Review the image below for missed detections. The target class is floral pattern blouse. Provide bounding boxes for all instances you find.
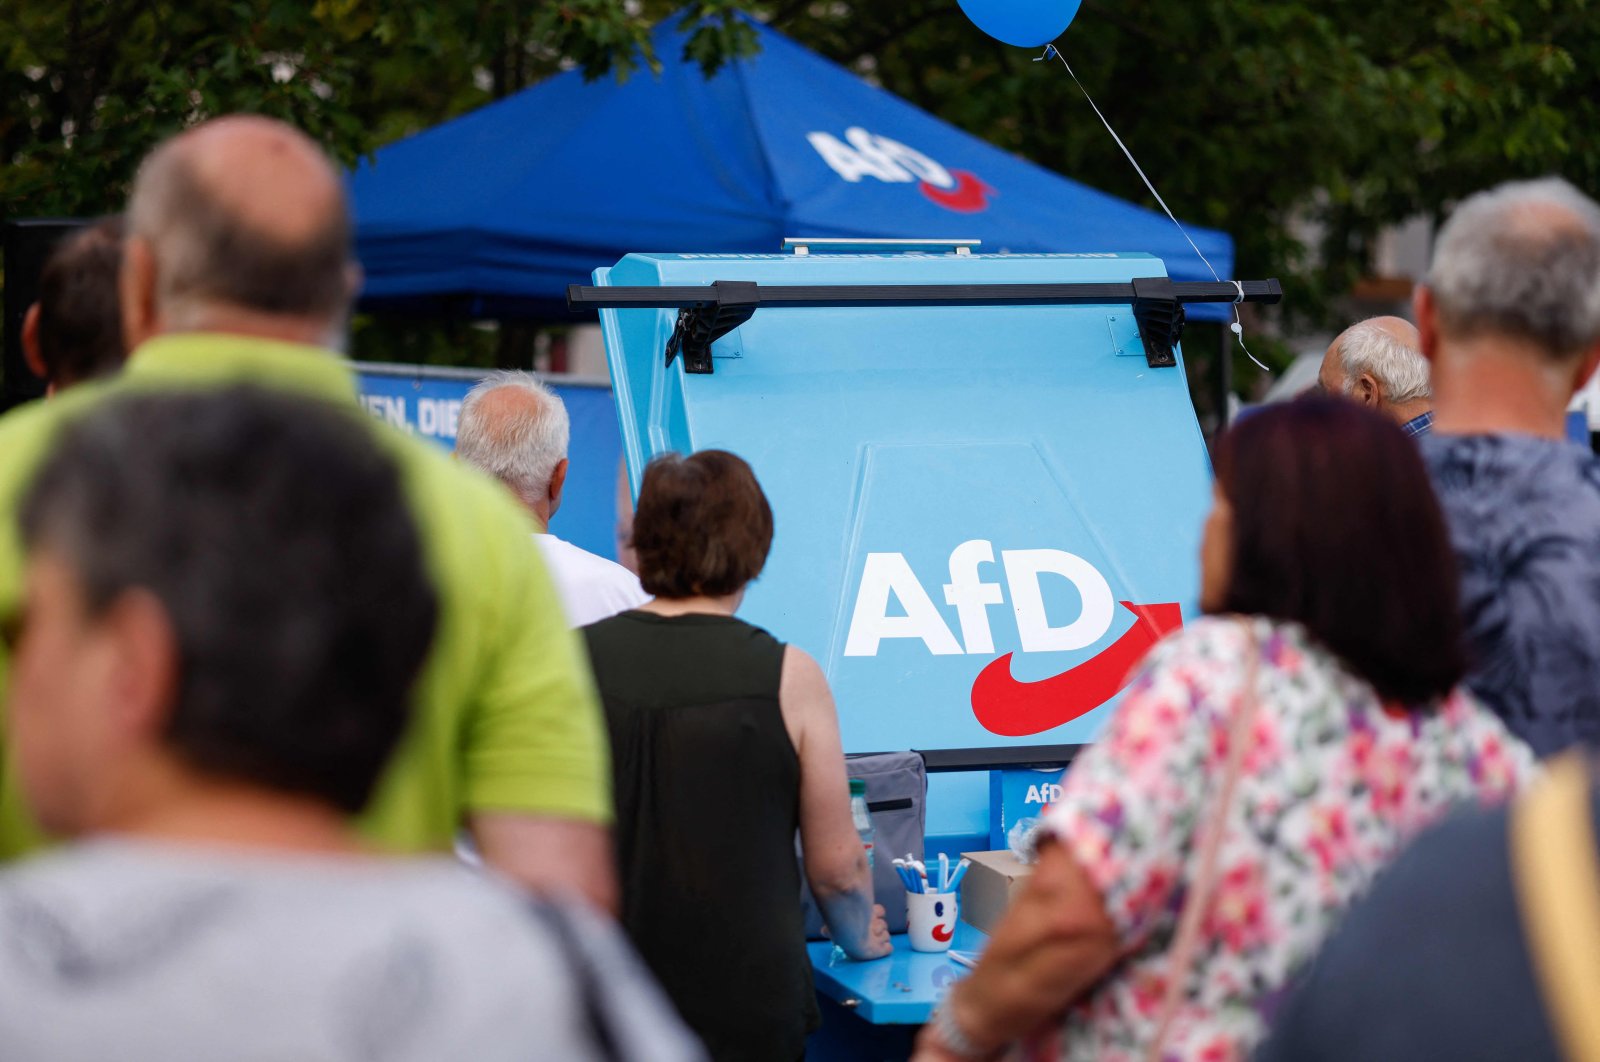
[1037,616,1536,1062]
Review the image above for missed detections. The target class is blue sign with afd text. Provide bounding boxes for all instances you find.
[594,249,1213,758]
[989,768,1068,851]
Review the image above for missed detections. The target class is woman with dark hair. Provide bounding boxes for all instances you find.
[914,398,1534,1062]
[584,450,891,1062]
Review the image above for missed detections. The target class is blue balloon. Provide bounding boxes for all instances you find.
[957,0,1083,47]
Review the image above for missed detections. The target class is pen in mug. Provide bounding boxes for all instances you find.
[892,860,923,894]
[946,858,972,894]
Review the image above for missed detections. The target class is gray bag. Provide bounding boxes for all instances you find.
[799,751,927,937]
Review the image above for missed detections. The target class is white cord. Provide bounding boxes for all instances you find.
[1040,45,1270,373]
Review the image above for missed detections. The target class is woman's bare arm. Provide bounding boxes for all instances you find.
[781,646,891,960]
[913,838,1119,1059]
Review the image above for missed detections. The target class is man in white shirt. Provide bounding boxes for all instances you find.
[456,371,649,627]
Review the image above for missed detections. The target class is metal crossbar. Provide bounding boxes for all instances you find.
[567,278,1281,311]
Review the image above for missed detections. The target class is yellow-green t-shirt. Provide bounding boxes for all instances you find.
[0,333,611,858]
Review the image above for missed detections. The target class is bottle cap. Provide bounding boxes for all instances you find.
[849,778,867,796]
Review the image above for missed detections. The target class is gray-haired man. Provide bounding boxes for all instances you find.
[1318,316,1433,435]
[1416,176,1600,757]
[456,372,647,627]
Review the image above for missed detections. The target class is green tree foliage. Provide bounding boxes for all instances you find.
[4,2,364,217]
[769,0,1595,330]
[2,0,1594,371]
[0,0,754,218]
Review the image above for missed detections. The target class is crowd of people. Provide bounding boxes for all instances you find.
[0,112,1596,1062]
[915,177,1600,1062]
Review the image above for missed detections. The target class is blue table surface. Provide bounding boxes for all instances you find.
[808,922,990,1024]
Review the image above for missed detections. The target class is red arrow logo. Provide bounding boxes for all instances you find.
[970,601,1183,737]
[920,170,994,213]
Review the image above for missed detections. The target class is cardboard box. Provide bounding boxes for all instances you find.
[959,850,1034,934]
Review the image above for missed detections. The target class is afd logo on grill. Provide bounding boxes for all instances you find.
[842,539,1181,737]
[844,540,1113,658]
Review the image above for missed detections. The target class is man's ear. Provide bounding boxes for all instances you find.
[21,303,48,382]
[1575,343,1600,393]
[120,237,160,353]
[1414,285,1440,365]
[548,458,569,518]
[344,261,364,304]
[1353,373,1383,407]
[102,589,181,742]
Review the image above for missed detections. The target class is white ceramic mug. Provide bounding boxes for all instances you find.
[906,890,958,953]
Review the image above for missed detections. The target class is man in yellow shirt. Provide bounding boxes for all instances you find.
[0,116,616,909]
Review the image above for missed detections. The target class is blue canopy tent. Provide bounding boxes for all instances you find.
[349,16,1235,320]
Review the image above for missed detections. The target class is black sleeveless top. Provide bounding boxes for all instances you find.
[582,611,816,1062]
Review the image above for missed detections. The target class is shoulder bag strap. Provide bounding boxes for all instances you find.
[1511,750,1600,1062]
[525,899,624,1062]
[1143,619,1262,1062]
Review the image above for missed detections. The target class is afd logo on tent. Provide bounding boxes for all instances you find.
[807,127,994,213]
[843,540,1181,737]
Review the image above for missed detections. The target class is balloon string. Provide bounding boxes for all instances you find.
[1037,44,1269,373]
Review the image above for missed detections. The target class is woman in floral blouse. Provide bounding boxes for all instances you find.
[915,397,1535,1062]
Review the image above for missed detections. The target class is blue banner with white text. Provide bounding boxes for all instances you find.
[354,365,626,563]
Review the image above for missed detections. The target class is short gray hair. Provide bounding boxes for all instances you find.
[1426,177,1600,361]
[1336,322,1431,403]
[455,371,570,504]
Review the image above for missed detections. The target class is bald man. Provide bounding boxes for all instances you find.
[118,117,355,350]
[1318,316,1434,435]
[456,371,647,627]
[0,116,618,911]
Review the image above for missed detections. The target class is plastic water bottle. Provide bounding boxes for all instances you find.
[849,778,875,868]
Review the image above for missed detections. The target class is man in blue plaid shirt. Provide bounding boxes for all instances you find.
[1317,316,1435,436]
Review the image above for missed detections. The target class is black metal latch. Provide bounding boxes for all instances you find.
[664,281,758,374]
[1130,276,1186,368]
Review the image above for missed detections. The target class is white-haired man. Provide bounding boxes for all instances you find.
[1415,177,1600,758]
[457,372,648,627]
[1318,316,1434,435]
